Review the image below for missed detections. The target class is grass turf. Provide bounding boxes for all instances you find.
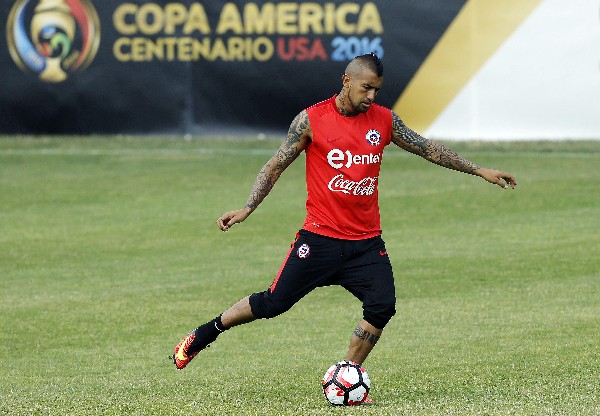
[0,137,598,415]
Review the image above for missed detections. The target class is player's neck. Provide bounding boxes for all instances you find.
[335,93,358,117]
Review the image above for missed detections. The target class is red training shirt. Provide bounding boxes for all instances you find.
[302,95,393,240]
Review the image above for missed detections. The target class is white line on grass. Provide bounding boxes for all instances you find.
[0,148,276,156]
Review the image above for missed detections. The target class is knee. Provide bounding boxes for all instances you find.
[249,291,293,319]
[363,297,396,329]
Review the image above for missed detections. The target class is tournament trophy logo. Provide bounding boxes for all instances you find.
[6,0,100,82]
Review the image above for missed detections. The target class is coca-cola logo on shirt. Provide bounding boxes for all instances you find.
[328,174,378,196]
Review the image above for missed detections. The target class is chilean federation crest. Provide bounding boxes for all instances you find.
[297,243,311,259]
[365,129,381,146]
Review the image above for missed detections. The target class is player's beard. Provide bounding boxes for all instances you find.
[348,92,371,114]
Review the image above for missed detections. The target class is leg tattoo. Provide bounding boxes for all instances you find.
[353,326,380,346]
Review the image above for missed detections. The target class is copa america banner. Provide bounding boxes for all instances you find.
[1,0,599,139]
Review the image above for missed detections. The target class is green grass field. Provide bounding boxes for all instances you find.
[1,137,598,415]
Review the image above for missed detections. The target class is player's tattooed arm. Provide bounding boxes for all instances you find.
[218,111,311,231]
[244,110,311,213]
[390,111,481,174]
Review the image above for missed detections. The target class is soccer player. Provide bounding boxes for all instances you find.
[173,54,516,375]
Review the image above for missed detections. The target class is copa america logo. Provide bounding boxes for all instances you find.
[6,0,100,82]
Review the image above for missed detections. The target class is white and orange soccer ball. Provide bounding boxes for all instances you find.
[321,360,371,406]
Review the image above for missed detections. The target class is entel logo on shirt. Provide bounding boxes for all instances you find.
[327,148,382,169]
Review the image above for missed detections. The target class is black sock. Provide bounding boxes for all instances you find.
[190,315,227,352]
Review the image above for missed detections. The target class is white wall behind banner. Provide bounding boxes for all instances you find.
[426,0,600,141]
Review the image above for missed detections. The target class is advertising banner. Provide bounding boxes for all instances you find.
[0,0,464,134]
[1,0,599,139]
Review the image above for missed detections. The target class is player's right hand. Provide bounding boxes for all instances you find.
[216,208,251,232]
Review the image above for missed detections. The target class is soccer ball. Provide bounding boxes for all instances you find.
[321,360,371,406]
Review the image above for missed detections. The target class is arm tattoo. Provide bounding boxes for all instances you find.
[353,326,380,346]
[391,112,480,174]
[244,111,310,212]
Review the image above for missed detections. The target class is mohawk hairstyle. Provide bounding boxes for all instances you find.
[346,52,383,77]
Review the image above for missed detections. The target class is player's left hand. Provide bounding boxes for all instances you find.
[475,168,517,189]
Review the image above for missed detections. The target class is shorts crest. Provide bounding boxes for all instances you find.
[297,243,311,259]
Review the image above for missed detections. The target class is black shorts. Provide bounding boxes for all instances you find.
[249,229,396,329]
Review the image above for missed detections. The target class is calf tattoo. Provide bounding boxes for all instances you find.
[353,326,380,345]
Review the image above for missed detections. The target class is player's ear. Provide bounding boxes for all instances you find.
[341,73,351,87]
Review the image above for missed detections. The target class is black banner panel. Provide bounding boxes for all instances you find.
[0,1,465,134]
